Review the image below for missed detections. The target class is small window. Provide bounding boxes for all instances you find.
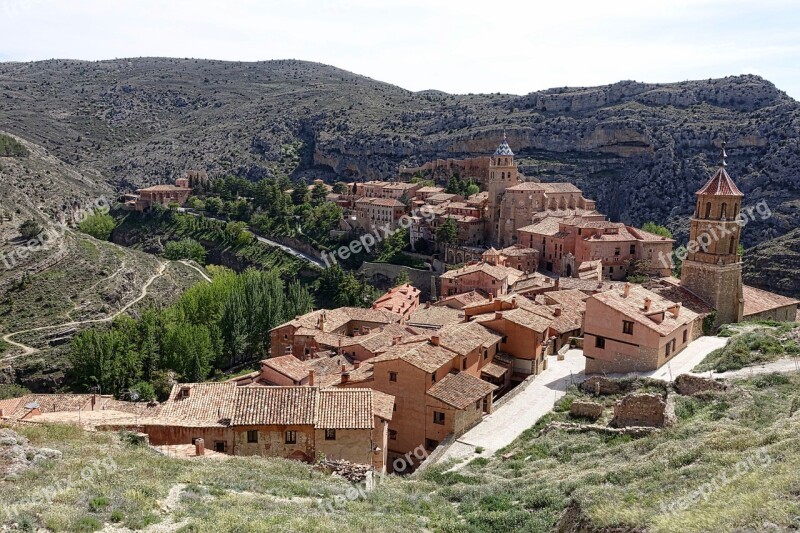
[622,321,634,335]
[425,438,439,451]
[389,429,397,440]
[483,348,489,360]
[285,431,297,444]
[325,429,336,441]
[462,358,468,370]
[431,372,436,384]
[595,336,606,349]
[389,371,397,382]
[283,334,288,340]
[247,430,258,443]
[393,402,397,412]
[683,329,688,343]
[629,244,636,255]
[433,411,445,425]
[614,247,620,256]
[476,400,481,409]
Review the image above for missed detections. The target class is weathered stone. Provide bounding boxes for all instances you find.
[569,401,604,420]
[674,374,728,396]
[610,393,676,428]
[580,376,622,396]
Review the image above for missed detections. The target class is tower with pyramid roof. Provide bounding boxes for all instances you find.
[680,139,745,325]
[487,133,520,246]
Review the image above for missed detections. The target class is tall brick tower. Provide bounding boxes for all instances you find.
[487,133,520,246]
[680,139,745,325]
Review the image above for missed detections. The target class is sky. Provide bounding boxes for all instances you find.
[1,0,799,99]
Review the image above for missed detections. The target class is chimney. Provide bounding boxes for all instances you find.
[392,335,401,345]
[354,360,361,369]
[670,302,681,318]
[643,297,652,312]
[555,278,559,289]
[431,335,440,346]
[425,301,431,309]
[494,299,502,311]
[308,370,314,386]
[553,307,562,317]
[91,394,97,410]
[489,293,494,301]
[511,297,517,309]
[495,311,503,320]
[318,311,326,331]
[340,370,350,384]
[623,282,631,298]
[195,438,205,457]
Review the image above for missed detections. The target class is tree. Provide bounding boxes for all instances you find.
[332,181,348,194]
[19,219,42,240]
[79,210,116,241]
[204,196,224,215]
[291,179,309,205]
[311,182,328,206]
[642,222,673,238]
[394,270,411,286]
[463,180,480,197]
[377,228,409,263]
[445,176,461,195]
[164,238,207,263]
[436,218,458,244]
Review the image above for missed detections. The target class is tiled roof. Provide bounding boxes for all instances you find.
[371,341,456,373]
[627,227,674,242]
[371,390,395,421]
[557,278,624,294]
[743,285,800,316]
[436,290,489,309]
[481,361,509,379]
[696,167,744,197]
[494,137,514,156]
[517,217,563,236]
[317,389,375,429]
[473,307,551,333]
[426,372,497,409]
[339,323,421,353]
[160,383,238,427]
[437,321,504,355]
[261,355,309,382]
[440,262,524,283]
[1,394,98,420]
[541,289,589,310]
[408,305,464,328]
[232,387,318,426]
[416,186,445,194]
[498,245,538,257]
[273,307,400,333]
[138,184,191,192]
[590,284,699,336]
[369,198,406,207]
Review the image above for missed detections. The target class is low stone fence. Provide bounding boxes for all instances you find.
[360,262,436,299]
[543,421,658,438]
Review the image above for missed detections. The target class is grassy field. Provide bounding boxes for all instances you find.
[3,373,800,532]
[694,321,800,372]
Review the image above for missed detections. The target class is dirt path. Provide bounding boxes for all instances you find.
[1,261,167,362]
[179,260,212,282]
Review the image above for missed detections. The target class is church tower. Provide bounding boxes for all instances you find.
[487,133,520,246]
[680,139,745,325]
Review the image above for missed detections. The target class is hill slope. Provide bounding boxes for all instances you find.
[1,59,799,292]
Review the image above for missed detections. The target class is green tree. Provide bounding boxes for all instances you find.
[642,222,673,238]
[291,179,309,206]
[377,228,408,263]
[204,196,224,215]
[436,218,458,244]
[463,180,480,197]
[394,270,411,286]
[79,210,116,241]
[164,238,207,263]
[332,181,348,194]
[311,182,328,206]
[19,219,42,240]
[445,176,461,195]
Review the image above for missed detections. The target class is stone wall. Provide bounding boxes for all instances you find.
[674,374,728,396]
[569,401,603,420]
[360,262,435,300]
[610,393,676,428]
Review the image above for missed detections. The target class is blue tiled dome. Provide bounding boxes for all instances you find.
[494,136,514,157]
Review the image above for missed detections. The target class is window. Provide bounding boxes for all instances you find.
[622,320,634,335]
[705,202,712,218]
[246,430,258,443]
[389,371,397,382]
[431,372,436,385]
[476,400,481,409]
[614,247,621,256]
[425,438,439,451]
[609,266,614,273]
[666,342,671,357]
[325,429,336,441]
[285,431,297,444]
[433,411,445,425]
[595,336,606,349]
[462,358,468,370]
[389,429,397,440]
[630,244,636,254]
[683,329,688,344]
[393,403,397,412]
[483,348,489,360]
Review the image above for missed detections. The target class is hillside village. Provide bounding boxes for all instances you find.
[2,136,798,480]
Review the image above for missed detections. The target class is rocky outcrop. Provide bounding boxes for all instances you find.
[0,428,62,480]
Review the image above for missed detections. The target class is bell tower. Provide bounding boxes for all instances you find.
[487,133,519,246]
[680,139,744,325]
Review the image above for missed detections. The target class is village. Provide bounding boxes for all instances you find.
[2,137,798,476]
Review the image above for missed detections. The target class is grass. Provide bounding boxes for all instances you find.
[4,374,800,532]
[0,133,28,157]
[694,322,800,372]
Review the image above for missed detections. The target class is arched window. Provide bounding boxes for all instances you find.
[705,202,712,218]
[729,238,735,255]
[721,203,727,220]
[733,204,739,218]
[501,172,505,179]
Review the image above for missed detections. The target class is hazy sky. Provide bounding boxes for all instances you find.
[1,0,799,99]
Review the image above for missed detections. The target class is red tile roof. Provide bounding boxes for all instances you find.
[743,285,800,316]
[261,355,309,382]
[696,167,744,197]
[317,389,375,429]
[426,372,497,409]
[160,383,237,427]
[232,387,318,426]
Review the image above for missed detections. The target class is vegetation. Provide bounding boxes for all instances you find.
[435,218,458,245]
[642,222,673,238]
[18,219,43,240]
[694,322,800,372]
[0,383,30,400]
[68,267,313,397]
[5,374,800,532]
[445,175,479,197]
[78,210,116,241]
[315,264,380,308]
[0,133,28,157]
[163,238,207,264]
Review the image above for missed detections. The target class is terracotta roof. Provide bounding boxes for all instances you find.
[436,291,489,309]
[473,307,551,333]
[436,321,504,355]
[232,387,318,426]
[408,305,464,328]
[743,285,800,316]
[590,285,699,336]
[160,383,238,427]
[339,323,421,354]
[541,289,589,310]
[696,167,744,197]
[416,186,445,194]
[426,372,497,409]
[369,198,406,207]
[440,262,524,283]
[481,361,509,379]
[138,184,191,192]
[0,394,99,420]
[372,284,420,315]
[498,245,538,257]
[517,217,563,236]
[557,278,624,294]
[317,389,376,429]
[506,182,582,193]
[371,390,395,421]
[261,355,309,382]
[273,307,400,333]
[371,341,455,373]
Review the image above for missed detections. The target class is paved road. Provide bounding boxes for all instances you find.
[433,350,586,469]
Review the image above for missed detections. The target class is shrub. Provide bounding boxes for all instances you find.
[89,496,110,512]
[0,133,28,157]
[18,219,42,240]
[79,210,116,241]
[164,238,207,263]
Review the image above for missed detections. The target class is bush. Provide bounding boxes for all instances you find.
[0,133,28,157]
[18,219,42,240]
[79,210,116,241]
[0,383,30,400]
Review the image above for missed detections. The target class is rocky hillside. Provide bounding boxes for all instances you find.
[1,59,799,291]
[743,228,800,297]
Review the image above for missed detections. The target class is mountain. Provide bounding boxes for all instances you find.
[1,58,799,293]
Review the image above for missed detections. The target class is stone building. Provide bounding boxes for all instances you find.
[371,283,421,322]
[439,262,524,298]
[131,184,192,211]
